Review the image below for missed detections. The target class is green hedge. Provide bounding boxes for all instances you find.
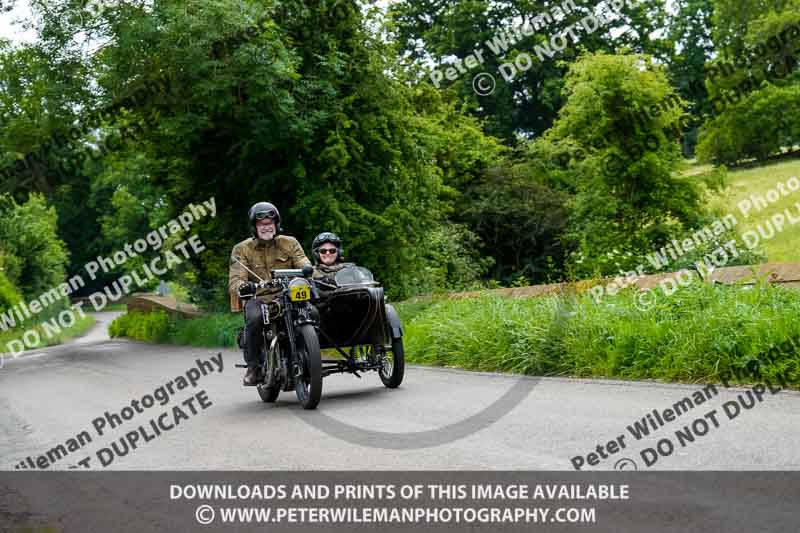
[109,311,241,347]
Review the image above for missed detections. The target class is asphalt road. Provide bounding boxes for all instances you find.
[2,312,800,471]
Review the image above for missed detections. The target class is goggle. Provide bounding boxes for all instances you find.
[254,210,277,220]
[319,248,338,255]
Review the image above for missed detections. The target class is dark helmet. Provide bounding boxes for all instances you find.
[312,232,343,264]
[248,202,281,237]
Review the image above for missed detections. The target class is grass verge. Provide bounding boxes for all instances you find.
[109,281,800,386]
[0,314,96,355]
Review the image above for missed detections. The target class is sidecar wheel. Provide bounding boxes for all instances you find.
[295,324,323,410]
[380,337,405,388]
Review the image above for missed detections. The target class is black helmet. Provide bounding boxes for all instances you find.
[248,202,281,237]
[312,232,343,264]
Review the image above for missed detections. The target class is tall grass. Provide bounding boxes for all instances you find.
[404,281,800,384]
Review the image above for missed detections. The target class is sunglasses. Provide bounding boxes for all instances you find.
[319,248,338,255]
[254,210,277,220]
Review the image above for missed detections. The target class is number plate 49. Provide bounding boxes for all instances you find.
[290,285,311,301]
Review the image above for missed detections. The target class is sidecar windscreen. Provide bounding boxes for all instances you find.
[334,266,376,286]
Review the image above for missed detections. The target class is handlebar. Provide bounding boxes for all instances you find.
[256,279,280,290]
[242,277,336,301]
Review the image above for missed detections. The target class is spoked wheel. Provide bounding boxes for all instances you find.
[380,337,405,388]
[294,324,323,410]
[257,340,280,403]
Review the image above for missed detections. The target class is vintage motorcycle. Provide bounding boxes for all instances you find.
[234,261,323,409]
[233,260,405,410]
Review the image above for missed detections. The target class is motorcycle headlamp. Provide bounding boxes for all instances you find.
[288,278,312,302]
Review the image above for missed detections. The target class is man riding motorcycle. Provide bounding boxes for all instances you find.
[228,202,311,385]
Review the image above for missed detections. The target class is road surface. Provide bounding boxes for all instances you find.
[2,312,799,471]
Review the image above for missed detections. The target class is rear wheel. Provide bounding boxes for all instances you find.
[295,324,323,409]
[380,337,405,388]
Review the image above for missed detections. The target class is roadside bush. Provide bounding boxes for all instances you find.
[412,223,495,294]
[109,311,241,347]
[0,270,21,312]
[460,158,568,285]
[0,314,95,353]
[0,194,70,300]
[109,311,172,343]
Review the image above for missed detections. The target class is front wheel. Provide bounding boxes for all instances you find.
[257,382,280,403]
[294,324,323,409]
[257,340,280,403]
[380,337,405,388]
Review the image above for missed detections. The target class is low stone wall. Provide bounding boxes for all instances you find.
[123,294,204,318]
[446,262,800,301]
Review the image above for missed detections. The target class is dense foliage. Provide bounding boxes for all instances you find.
[696,0,800,164]
[0,271,21,314]
[0,194,70,301]
[389,0,673,142]
[539,53,702,277]
[0,0,795,308]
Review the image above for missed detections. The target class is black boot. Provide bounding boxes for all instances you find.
[243,366,263,386]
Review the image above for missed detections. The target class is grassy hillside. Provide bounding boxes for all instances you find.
[707,158,800,263]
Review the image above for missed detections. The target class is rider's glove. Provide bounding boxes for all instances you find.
[237,281,257,298]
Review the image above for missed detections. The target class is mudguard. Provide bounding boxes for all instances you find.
[385,304,404,339]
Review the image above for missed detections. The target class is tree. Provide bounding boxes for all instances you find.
[389,0,672,142]
[697,0,800,164]
[0,0,504,304]
[460,155,568,284]
[537,52,703,277]
[0,194,70,300]
[666,0,715,154]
